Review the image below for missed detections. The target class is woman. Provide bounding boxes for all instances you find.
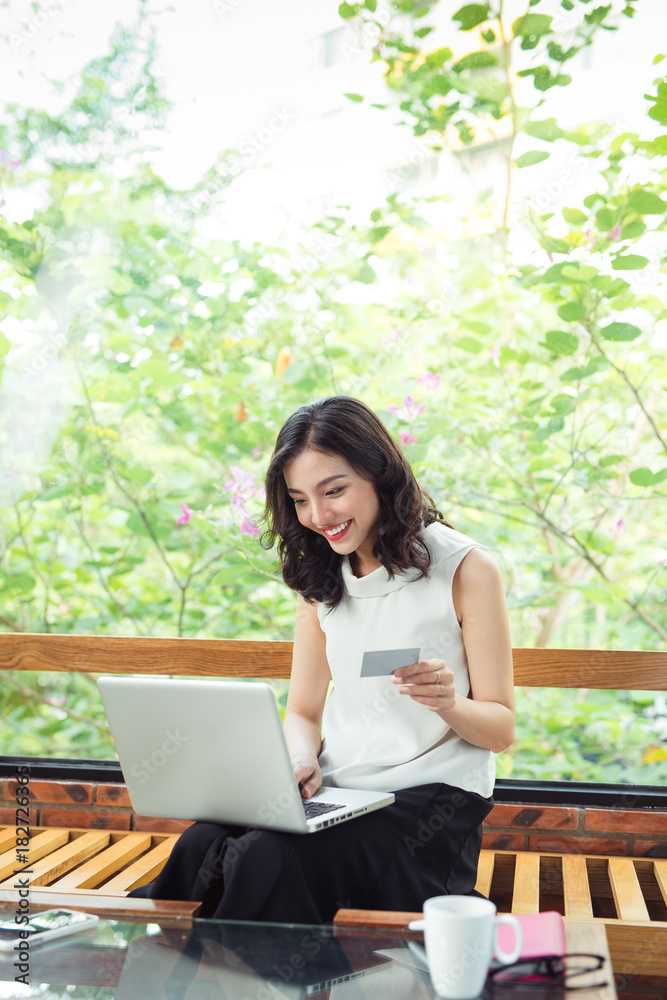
[130,395,514,922]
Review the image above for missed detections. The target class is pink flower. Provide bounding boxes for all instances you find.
[607,224,622,242]
[387,395,426,423]
[0,150,22,172]
[417,372,441,390]
[224,464,265,531]
[176,502,193,524]
[225,464,256,500]
[252,448,261,458]
[400,430,418,446]
[491,347,500,359]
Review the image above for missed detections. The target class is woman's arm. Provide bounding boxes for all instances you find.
[392,548,515,753]
[283,592,332,797]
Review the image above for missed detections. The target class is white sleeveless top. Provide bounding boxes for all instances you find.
[316,521,495,798]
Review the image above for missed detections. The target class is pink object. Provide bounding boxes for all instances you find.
[176,502,193,524]
[496,911,566,960]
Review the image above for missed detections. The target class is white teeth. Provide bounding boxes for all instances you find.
[324,520,351,537]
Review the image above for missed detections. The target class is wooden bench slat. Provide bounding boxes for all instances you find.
[0,832,110,888]
[50,833,152,890]
[653,859,667,907]
[608,858,650,922]
[0,829,69,881]
[0,829,19,854]
[102,836,178,893]
[512,852,540,913]
[474,849,495,898]
[2,633,666,689]
[562,854,594,919]
[0,634,293,678]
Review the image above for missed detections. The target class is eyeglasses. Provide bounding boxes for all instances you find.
[488,953,608,992]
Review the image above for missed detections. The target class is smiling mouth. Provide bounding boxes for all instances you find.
[322,519,352,538]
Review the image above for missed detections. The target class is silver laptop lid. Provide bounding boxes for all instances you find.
[97,676,309,833]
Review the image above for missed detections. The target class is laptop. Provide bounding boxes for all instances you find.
[97,676,394,834]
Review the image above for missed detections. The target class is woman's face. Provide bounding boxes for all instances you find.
[282,449,382,559]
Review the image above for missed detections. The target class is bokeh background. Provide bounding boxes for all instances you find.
[1,0,666,782]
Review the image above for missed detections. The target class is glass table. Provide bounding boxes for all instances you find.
[0,910,625,1000]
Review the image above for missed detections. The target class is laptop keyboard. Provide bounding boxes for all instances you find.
[302,799,346,818]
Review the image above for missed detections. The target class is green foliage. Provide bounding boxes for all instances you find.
[0,6,665,784]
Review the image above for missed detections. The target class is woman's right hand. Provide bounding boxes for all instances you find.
[290,752,322,799]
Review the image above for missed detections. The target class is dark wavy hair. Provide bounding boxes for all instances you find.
[258,396,452,612]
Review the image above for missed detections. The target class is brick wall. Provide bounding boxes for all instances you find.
[3,777,667,855]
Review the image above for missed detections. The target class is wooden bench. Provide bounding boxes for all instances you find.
[1,633,666,972]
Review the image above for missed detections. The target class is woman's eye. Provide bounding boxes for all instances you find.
[292,487,344,505]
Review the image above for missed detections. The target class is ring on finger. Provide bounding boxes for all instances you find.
[434,670,440,686]
[439,683,445,695]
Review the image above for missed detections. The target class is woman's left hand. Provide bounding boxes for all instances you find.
[391,658,456,713]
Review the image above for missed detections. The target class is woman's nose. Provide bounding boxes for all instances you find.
[311,499,332,526]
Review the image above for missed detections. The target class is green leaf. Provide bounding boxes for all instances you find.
[599,454,625,467]
[369,226,391,243]
[575,529,616,555]
[481,28,496,42]
[473,75,509,103]
[525,118,564,141]
[620,220,645,239]
[456,336,483,353]
[0,573,36,593]
[126,510,172,541]
[414,26,434,38]
[560,357,610,382]
[354,261,376,283]
[595,207,617,231]
[338,2,357,17]
[344,93,364,103]
[534,415,565,440]
[512,13,552,36]
[545,330,579,355]
[599,321,641,341]
[629,467,667,487]
[562,207,587,225]
[452,4,490,31]
[558,302,586,322]
[611,255,649,270]
[516,150,550,168]
[37,484,75,501]
[627,190,666,214]
[550,394,577,415]
[453,50,498,71]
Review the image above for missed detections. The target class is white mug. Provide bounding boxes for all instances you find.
[408,895,522,1000]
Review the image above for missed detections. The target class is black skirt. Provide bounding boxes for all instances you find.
[128,782,493,923]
